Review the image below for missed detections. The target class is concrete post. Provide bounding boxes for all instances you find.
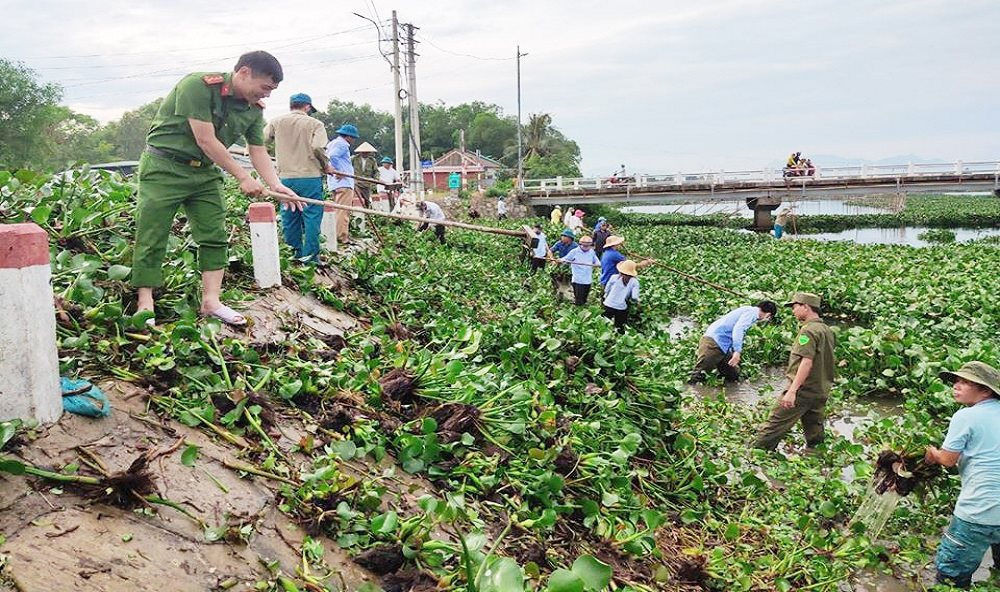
[955,160,963,175]
[320,205,339,253]
[573,180,580,189]
[907,162,915,175]
[861,164,869,177]
[0,223,62,424]
[556,176,563,190]
[248,203,281,289]
[595,178,602,189]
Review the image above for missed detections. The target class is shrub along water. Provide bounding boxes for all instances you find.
[1,168,997,591]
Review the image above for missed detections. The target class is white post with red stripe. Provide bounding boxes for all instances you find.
[248,203,281,289]
[0,223,62,424]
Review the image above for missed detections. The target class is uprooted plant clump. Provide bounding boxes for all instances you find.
[2,170,997,590]
[872,450,941,496]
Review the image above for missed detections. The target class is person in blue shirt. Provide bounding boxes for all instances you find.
[599,235,626,285]
[602,259,640,331]
[559,235,600,305]
[550,229,577,258]
[924,361,1000,589]
[325,123,359,244]
[689,301,778,383]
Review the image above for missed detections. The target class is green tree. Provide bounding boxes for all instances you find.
[43,108,115,169]
[0,59,63,169]
[507,112,581,178]
[316,99,395,158]
[99,99,162,160]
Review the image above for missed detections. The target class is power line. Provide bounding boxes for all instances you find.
[419,33,514,61]
[15,25,379,60]
[31,39,377,72]
[60,33,383,89]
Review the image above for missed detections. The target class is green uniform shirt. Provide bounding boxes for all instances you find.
[350,154,379,189]
[785,318,835,398]
[146,72,265,163]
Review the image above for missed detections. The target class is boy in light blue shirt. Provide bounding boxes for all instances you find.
[925,361,1000,589]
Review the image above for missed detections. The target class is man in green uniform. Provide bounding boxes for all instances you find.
[132,51,300,326]
[753,292,836,451]
[350,142,379,209]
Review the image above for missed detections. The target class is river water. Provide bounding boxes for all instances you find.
[622,199,893,218]
[788,226,1000,247]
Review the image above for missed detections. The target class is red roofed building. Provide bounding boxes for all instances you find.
[422,148,504,191]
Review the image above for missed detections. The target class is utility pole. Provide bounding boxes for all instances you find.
[404,23,424,195]
[391,12,404,176]
[516,46,527,190]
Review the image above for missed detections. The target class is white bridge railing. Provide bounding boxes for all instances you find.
[521,161,1000,194]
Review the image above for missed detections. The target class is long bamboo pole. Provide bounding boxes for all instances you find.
[265,190,527,238]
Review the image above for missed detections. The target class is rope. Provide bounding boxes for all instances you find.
[265,190,527,237]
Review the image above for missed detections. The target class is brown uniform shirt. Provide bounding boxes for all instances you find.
[786,318,835,398]
[263,110,329,179]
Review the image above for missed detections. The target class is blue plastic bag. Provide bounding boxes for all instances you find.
[61,377,111,418]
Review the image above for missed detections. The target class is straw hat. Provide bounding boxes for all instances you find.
[604,235,625,248]
[354,141,377,153]
[940,361,1000,397]
[616,260,638,276]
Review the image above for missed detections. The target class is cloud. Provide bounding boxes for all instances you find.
[5,0,999,175]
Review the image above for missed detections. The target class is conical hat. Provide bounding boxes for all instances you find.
[354,142,377,153]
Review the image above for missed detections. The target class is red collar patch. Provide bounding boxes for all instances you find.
[220,83,232,97]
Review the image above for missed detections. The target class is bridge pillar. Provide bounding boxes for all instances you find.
[746,196,782,231]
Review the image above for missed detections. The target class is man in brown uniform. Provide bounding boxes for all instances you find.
[753,292,836,451]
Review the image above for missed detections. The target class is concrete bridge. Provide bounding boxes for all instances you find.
[519,161,1000,228]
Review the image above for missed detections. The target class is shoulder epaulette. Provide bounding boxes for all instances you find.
[202,74,225,85]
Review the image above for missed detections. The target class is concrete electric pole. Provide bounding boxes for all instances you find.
[391,12,404,175]
[516,46,528,190]
[404,23,424,195]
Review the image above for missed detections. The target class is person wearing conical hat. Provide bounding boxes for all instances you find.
[924,361,1000,589]
[350,141,379,209]
[602,259,640,331]
[753,292,836,451]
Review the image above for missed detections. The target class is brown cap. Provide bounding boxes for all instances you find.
[784,292,822,309]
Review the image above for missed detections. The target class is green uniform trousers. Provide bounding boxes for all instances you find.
[131,151,228,288]
[753,393,827,450]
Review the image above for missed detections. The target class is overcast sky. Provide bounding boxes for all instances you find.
[5,0,999,175]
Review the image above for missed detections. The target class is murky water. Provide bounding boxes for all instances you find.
[789,226,1000,247]
[687,365,786,406]
[623,199,894,218]
[661,316,696,340]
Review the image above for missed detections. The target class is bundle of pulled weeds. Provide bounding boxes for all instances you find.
[872,450,941,496]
